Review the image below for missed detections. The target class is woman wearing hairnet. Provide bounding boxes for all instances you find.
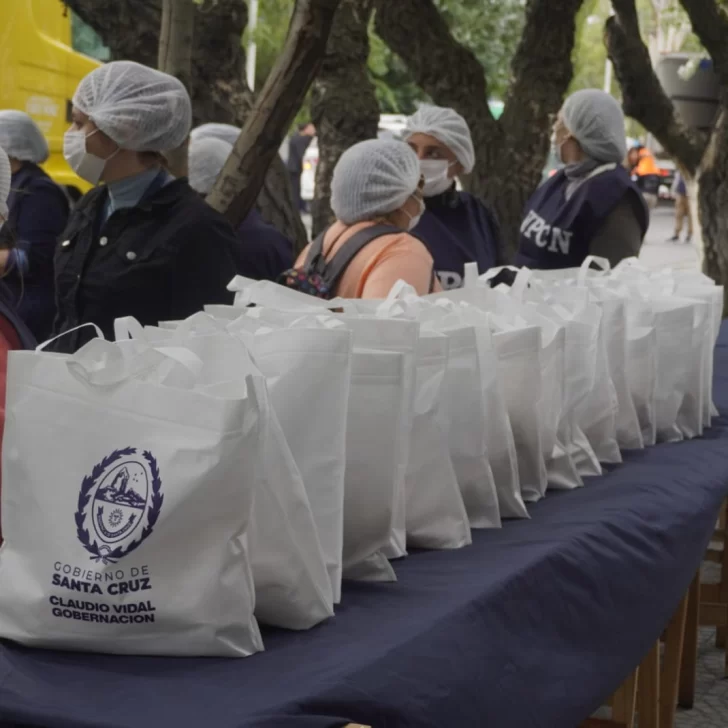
[293,139,439,298]
[52,61,238,353]
[514,89,648,270]
[188,129,293,281]
[0,111,69,340]
[404,105,505,290]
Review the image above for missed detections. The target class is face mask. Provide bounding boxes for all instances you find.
[552,131,574,165]
[420,159,455,197]
[63,129,118,185]
[403,194,426,231]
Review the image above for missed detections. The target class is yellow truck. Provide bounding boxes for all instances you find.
[0,0,103,199]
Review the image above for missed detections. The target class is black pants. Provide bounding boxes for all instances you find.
[289,171,304,212]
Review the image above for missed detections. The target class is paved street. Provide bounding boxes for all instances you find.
[640,203,701,271]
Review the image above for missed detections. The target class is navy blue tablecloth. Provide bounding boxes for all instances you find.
[2,326,728,728]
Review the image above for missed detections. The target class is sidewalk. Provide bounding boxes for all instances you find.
[640,204,701,270]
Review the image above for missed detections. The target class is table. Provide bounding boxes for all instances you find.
[2,327,728,728]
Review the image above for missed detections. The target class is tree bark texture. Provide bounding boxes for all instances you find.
[374,0,585,257]
[157,0,195,178]
[310,0,379,237]
[62,0,307,249]
[206,0,343,230]
[697,104,728,291]
[607,0,728,310]
[605,0,706,175]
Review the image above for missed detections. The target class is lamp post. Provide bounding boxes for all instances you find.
[247,0,260,91]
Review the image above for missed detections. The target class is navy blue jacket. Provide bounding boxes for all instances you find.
[514,165,648,270]
[413,187,505,290]
[0,164,69,341]
[235,209,294,282]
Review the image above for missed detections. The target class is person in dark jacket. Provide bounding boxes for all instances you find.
[0,145,37,541]
[514,89,648,271]
[187,134,293,281]
[404,105,505,289]
[0,111,69,341]
[52,61,238,354]
[287,122,315,211]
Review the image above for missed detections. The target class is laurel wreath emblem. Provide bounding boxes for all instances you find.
[75,447,163,564]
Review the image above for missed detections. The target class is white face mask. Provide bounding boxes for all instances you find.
[420,159,455,198]
[404,194,426,231]
[63,129,118,185]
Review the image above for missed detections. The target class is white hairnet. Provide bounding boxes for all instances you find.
[188,137,232,195]
[73,61,192,152]
[331,139,421,225]
[0,147,11,220]
[561,89,627,164]
[190,123,241,147]
[405,104,475,173]
[0,111,49,164]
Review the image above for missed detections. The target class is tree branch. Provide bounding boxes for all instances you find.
[679,0,728,83]
[310,0,379,236]
[605,0,706,175]
[207,0,342,228]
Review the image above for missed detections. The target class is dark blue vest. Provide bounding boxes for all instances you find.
[514,165,648,270]
[413,188,504,289]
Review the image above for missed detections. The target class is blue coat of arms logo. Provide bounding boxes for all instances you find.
[75,447,163,564]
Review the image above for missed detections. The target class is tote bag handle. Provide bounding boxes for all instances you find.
[36,323,104,352]
[577,255,611,286]
[67,338,203,387]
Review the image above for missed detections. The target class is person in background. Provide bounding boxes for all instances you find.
[52,61,238,353]
[287,122,315,211]
[670,170,693,244]
[404,104,505,290]
[293,139,439,298]
[188,135,293,281]
[0,145,38,541]
[627,143,661,209]
[514,89,648,270]
[0,111,69,341]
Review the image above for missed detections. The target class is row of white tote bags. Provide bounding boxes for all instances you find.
[0,256,721,657]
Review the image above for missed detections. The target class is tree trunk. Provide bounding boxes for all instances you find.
[374,0,585,257]
[310,0,379,237]
[62,0,307,249]
[206,0,343,229]
[698,106,728,299]
[606,0,728,309]
[157,0,195,178]
[605,0,706,175]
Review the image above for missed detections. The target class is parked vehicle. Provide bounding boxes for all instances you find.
[0,1,104,201]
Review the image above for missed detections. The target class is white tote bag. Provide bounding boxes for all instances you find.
[588,289,644,450]
[405,331,471,549]
[342,348,407,581]
[0,338,263,657]
[336,316,419,559]
[139,322,334,630]
[491,323,548,502]
[426,291,527,517]
[650,298,695,442]
[420,313,502,527]
[233,325,352,603]
[675,297,709,439]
